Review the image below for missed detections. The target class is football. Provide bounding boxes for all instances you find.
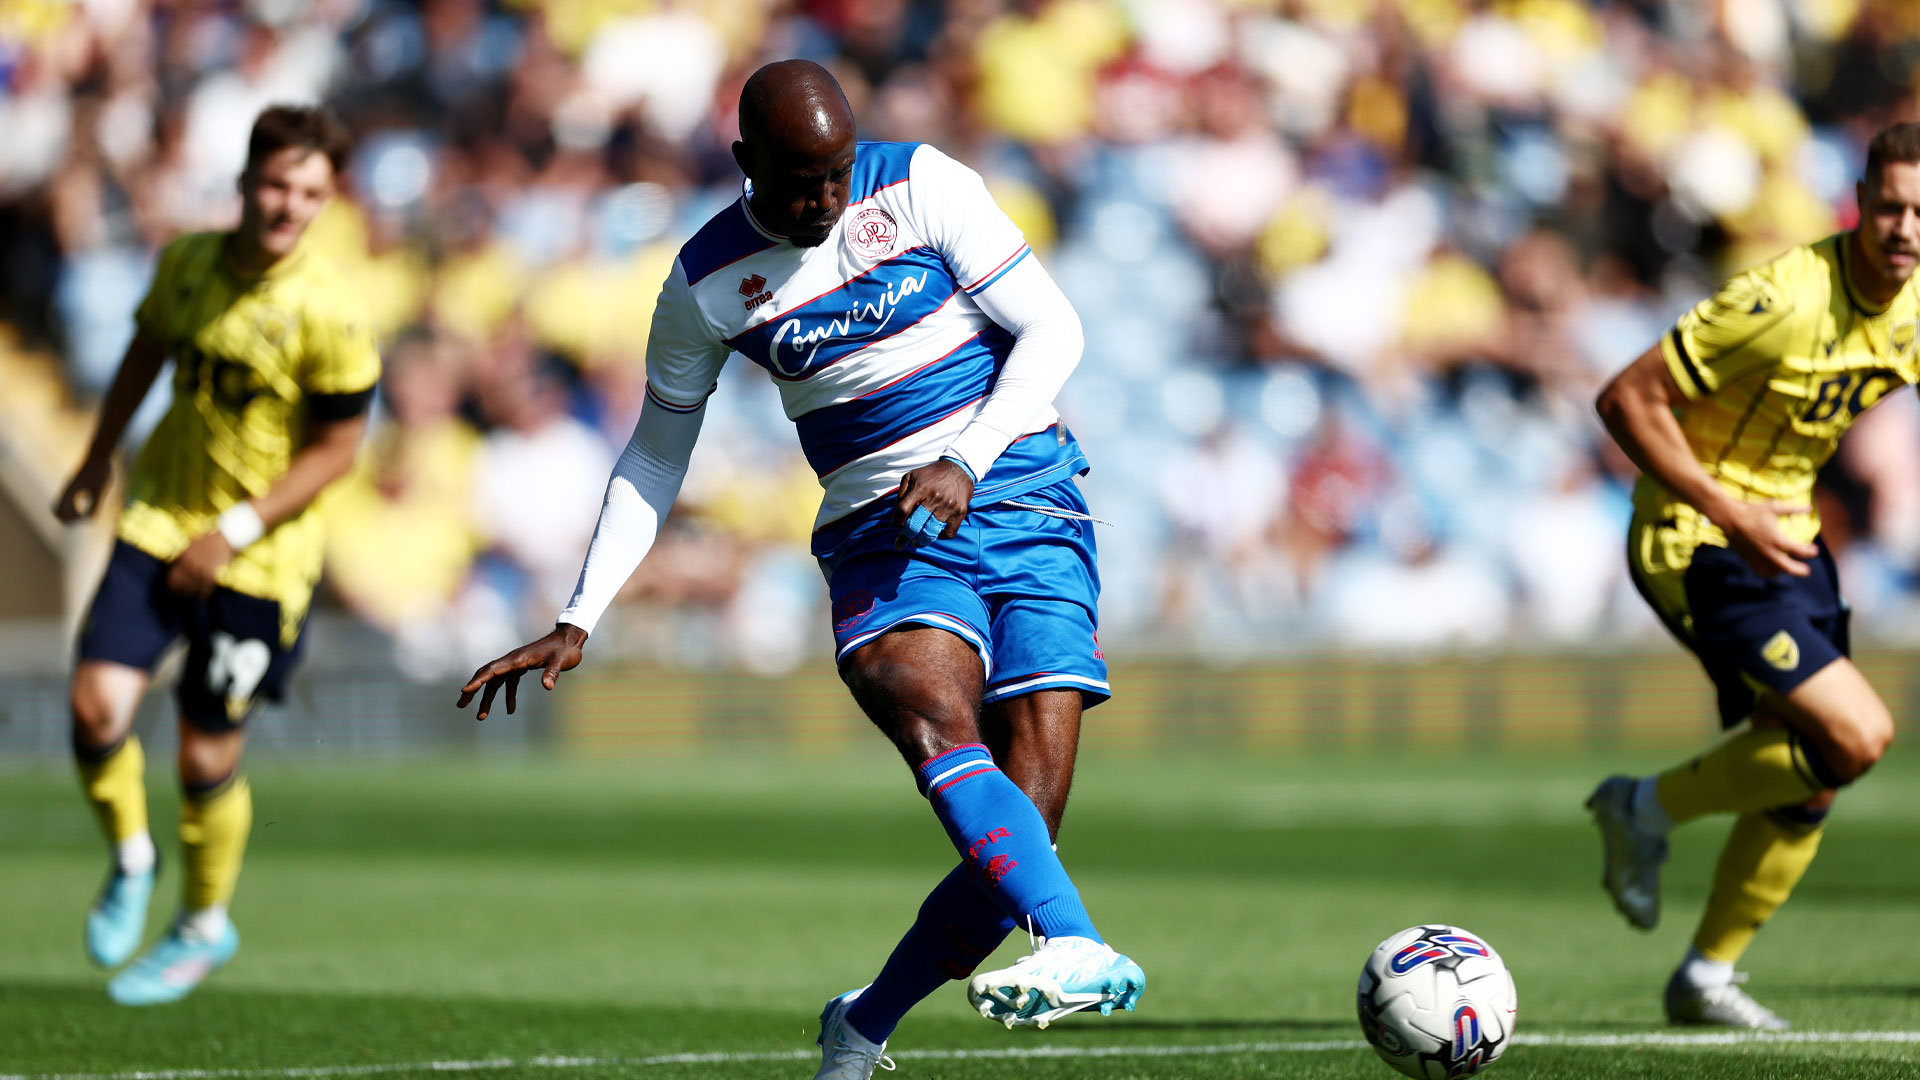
[1356,925,1518,1078]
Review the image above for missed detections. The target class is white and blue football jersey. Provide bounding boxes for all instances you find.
[644,142,1087,539]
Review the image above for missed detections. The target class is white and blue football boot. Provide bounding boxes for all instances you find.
[107,920,239,1005]
[1586,775,1668,930]
[1665,969,1790,1030]
[967,936,1145,1029]
[814,987,894,1079]
[86,860,157,968]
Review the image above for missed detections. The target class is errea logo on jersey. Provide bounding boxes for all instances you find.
[739,274,773,310]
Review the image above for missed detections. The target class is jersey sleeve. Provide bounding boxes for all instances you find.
[300,289,382,402]
[1661,264,1806,400]
[642,259,729,411]
[909,144,1032,298]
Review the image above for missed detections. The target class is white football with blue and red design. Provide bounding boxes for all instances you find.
[1357,924,1518,1079]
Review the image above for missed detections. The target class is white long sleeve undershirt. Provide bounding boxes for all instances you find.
[555,400,705,635]
[940,255,1084,479]
[556,250,1082,636]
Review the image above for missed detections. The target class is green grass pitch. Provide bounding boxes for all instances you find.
[3,745,1916,1079]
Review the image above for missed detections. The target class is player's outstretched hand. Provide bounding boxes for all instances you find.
[894,458,974,548]
[1717,499,1819,578]
[457,624,589,720]
[54,456,111,523]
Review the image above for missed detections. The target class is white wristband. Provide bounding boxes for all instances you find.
[216,502,266,550]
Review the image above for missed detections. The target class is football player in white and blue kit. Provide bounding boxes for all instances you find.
[458,61,1144,1079]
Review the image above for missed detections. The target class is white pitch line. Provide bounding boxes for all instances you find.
[6,1031,1917,1080]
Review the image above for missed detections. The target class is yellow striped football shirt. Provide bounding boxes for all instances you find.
[1633,232,1920,552]
[118,232,380,644]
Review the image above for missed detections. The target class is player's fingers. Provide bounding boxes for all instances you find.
[543,654,565,690]
[892,479,921,527]
[941,508,966,539]
[475,678,499,720]
[1770,550,1812,577]
[505,671,522,714]
[1766,501,1812,517]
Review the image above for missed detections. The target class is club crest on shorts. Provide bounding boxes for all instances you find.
[833,590,875,632]
[1762,629,1799,671]
[847,207,897,259]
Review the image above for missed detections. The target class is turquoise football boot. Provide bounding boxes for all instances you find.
[85,860,157,969]
[107,921,239,1005]
[968,936,1145,1028]
[813,986,895,1079]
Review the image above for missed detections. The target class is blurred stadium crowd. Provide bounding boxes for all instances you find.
[5,0,1920,676]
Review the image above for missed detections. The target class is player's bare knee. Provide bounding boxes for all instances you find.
[70,681,128,751]
[178,728,245,789]
[1821,708,1892,783]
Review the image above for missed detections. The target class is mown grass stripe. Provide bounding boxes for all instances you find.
[9,1031,1919,1080]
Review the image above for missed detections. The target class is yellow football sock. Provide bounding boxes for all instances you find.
[180,775,252,910]
[1693,810,1824,965]
[77,734,149,844]
[1653,727,1827,826]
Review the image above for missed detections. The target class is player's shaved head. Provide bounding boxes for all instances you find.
[739,60,854,153]
[734,60,857,247]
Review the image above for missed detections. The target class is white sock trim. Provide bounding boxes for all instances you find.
[116,831,156,875]
[1633,776,1674,835]
[179,905,229,941]
[1679,946,1735,989]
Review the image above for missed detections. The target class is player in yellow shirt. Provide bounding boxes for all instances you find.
[53,105,379,1005]
[1586,123,1917,1029]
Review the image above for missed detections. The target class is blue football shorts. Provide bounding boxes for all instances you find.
[1629,517,1848,729]
[77,540,307,733]
[819,478,1110,707]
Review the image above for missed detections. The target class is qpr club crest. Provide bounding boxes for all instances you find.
[847,207,897,259]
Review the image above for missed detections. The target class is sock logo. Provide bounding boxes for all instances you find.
[938,923,997,978]
[980,853,1018,885]
[967,827,1011,861]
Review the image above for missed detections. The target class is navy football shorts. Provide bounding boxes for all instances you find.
[820,479,1110,707]
[77,540,307,732]
[1631,520,1848,729]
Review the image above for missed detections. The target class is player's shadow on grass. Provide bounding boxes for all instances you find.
[1783,983,1920,999]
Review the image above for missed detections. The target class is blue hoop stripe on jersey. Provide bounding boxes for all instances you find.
[848,141,920,203]
[677,202,778,287]
[963,244,1031,296]
[726,247,959,380]
[794,331,1012,477]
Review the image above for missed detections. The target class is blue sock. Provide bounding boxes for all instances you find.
[915,743,1099,942]
[844,864,1015,1043]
